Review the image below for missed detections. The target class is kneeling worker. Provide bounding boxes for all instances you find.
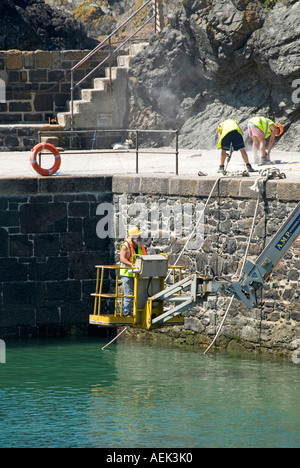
[120,226,147,317]
[217,119,255,173]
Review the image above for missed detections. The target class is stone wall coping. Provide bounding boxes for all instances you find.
[0,174,299,201]
[111,175,300,202]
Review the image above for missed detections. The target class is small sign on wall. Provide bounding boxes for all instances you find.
[97,114,112,128]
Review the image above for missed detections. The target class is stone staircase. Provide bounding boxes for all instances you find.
[57,43,148,130]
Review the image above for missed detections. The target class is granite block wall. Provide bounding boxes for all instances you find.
[112,175,300,356]
[0,176,113,337]
[0,49,109,124]
[0,173,300,356]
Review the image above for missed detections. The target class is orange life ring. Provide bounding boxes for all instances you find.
[30,143,61,176]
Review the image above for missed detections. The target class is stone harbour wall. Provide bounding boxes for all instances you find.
[0,176,113,337]
[112,175,300,357]
[0,49,108,125]
[0,174,300,357]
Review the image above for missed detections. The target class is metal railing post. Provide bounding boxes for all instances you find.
[175,130,179,175]
[153,0,164,33]
[71,70,74,131]
[136,130,139,174]
[108,37,112,89]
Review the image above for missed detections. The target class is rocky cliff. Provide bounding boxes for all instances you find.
[1,0,299,151]
[127,0,300,151]
[0,0,97,50]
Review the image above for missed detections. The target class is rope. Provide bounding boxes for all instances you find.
[165,177,222,283]
[203,194,261,355]
[102,326,129,350]
[203,167,286,355]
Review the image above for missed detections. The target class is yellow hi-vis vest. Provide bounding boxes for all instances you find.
[248,117,276,139]
[120,239,147,277]
[217,119,242,149]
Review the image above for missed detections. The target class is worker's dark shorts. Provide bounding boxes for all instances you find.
[221,130,245,151]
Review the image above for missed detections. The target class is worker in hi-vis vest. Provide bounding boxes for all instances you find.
[120,226,147,317]
[217,119,255,173]
[248,117,283,165]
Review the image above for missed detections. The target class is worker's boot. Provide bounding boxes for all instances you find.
[246,163,257,172]
[259,158,272,166]
[259,152,273,165]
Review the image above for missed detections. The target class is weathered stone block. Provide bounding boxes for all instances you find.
[291,312,300,322]
[20,203,67,234]
[68,202,90,218]
[29,69,48,82]
[69,251,108,279]
[277,181,300,201]
[29,257,69,281]
[9,102,32,112]
[0,228,8,257]
[112,175,141,194]
[50,51,62,69]
[0,258,28,282]
[35,51,51,69]
[34,234,60,257]
[36,306,60,326]
[9,234,33,257]
[6,50,22,70]
[60,232,83,252]
[0,209,19,227]
[34,94,53,112]
[0,307,36,327]
[46,280,81,303]
[3,281,46,307]
[23,52,35,69]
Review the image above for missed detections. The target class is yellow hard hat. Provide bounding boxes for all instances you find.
[128,226,142,237]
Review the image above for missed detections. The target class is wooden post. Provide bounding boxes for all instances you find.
[153,0,164,33]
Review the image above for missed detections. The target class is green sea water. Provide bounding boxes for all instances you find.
[0,337,299,448]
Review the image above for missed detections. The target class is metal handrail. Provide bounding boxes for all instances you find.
[70,0,158,129]
[38,128,180,175]
[71,0,153,73]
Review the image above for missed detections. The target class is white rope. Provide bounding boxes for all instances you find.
[165,177,222,283]
[102,326,129,350]
[204,193,261,355]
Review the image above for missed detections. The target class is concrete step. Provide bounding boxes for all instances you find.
[81,88,110,103]
[117,55,134,68]
[129,42,148,55]
[105,67,118,80]
[57,113,70,127]
[57,42,149,130]
[93,78,110,91]
[40,136,60,147]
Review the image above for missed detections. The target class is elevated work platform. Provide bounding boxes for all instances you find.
[89,256,186,330]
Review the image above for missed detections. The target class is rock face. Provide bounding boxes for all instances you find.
[46,0,159,40]
[0,0,97,50]
[127,0,300,151]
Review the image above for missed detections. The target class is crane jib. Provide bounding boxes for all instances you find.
[275,212,300,251]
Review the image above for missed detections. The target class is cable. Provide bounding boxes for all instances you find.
[203,193,261,355]
[204,168,287,354]
[102,326,129,350]
[165,177,222,283]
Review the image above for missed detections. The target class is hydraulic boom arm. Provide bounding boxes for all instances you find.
[205,201,300,308]
[229,201,300,308]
